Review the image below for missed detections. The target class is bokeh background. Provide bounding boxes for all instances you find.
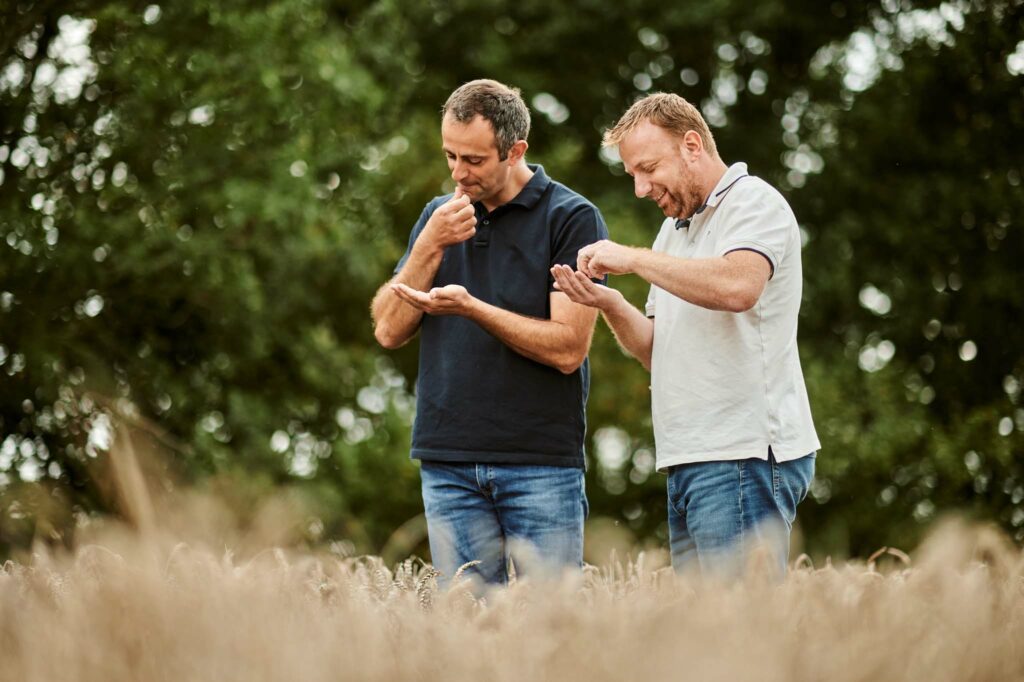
[2,0,1022,563]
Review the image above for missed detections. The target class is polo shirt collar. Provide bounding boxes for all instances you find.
[504,164,551,209]
[705,162,749,208]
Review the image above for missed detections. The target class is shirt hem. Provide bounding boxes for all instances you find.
[655,439,820,472]
[412,448,584,469]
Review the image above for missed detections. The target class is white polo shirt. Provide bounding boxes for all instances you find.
[645,162,820,470]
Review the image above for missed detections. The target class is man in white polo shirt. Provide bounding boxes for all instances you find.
[551,92,819,579]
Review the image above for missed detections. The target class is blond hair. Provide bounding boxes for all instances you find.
[603,92,718,158]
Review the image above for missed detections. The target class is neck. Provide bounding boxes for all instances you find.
[483,162,534,212]
[700,157,730,203]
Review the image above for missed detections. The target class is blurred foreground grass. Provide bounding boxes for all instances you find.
[2,438,1023,681]
[2,516,1023,681]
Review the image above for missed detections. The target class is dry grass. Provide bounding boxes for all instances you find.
[1,516,1022,682]
[2,438,1022,681]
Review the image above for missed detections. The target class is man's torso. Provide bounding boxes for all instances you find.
[399,165,607,468]
[645,163,820,469]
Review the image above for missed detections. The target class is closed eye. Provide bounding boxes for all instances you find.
[445,153,483,166]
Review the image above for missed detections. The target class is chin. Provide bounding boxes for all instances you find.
[658,202,681,219]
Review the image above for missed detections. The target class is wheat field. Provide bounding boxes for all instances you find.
[2,438,1023,682]
[1,512,1022,682]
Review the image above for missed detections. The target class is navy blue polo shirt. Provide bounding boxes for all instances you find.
[394,165,609,468]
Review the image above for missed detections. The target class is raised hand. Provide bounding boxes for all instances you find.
[550,265,619,311]
[420,190,477,251]
[576,240,636,279]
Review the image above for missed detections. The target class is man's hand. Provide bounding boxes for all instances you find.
[420,190,477,252]
[577,240,637,278]
[550,265,620,311]
[391,283,475,316]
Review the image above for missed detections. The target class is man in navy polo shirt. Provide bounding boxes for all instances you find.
[371,79,608,588]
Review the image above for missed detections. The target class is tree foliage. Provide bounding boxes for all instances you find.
[1,0,1021,559]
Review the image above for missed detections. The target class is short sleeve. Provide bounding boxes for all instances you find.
[715,188,795,279]
[549,204,610,290]
[393,199,442,275]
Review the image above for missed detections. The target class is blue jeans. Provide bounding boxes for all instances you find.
[666,450,815,580]
[419,461,587,588]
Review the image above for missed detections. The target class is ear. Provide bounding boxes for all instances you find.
[681,130,704,160]
[506,139,528,165]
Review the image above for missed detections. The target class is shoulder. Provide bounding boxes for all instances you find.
[539,179,608,246]
[544,178,600,216]
[729,176,793,214]
[714,176,798,234]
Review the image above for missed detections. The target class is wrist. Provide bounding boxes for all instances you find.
[601,287,628,315]
[412,233,445,260]
[462,294,484,319]
[623,246,644,274]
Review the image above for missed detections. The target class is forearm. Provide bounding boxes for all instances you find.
[371,242,444,349]
[600,290,654,371]
[466,299,594,374]
[630,249,757,312]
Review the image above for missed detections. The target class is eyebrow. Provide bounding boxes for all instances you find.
[443,148,485,161]
[623,160,650,176]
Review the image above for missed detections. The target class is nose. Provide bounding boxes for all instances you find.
[451,161,470,183]
[634,176,652,199]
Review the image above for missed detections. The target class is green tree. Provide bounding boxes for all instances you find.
[0,0,424,555]
[2,0,1021,561]
[794,0,1024,553]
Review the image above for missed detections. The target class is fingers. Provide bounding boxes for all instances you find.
[579,254,604,279]
[572,269,603,292]
[449,191,471,209]
[550,266,576,296]
[430,284,469,303]
[577,241,603,278]
[578,240,620,279]
[438,192,471,220]
[551,265,596,305]
[454,203,477,233]
[577,252,592,279]
[393,284,469,315]
[452,218,476,242]
[447,200,477,241]
[391,283,430,310]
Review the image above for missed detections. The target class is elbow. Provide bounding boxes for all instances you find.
[555,350,588,375]
[640,352,652,373]
[723,287,760,313]
[374,325,404,350]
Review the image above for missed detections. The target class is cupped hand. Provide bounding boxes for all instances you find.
[391,283,474,316]
[550,264,618,311]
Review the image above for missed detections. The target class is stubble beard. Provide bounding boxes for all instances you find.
[663,183,705,220]
[677,159,707,219]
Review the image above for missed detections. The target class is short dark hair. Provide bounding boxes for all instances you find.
[442,79,531,160]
